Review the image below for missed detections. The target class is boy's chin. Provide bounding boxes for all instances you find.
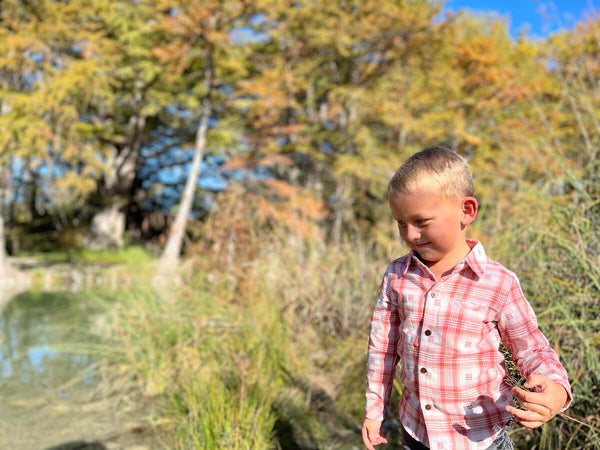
[413,250,440,264]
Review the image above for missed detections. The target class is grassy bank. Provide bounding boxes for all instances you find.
[102,283,285,448]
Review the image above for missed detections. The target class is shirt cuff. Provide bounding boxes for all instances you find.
[365,397,385,421]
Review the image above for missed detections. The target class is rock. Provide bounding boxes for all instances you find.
[51,403,73,414]
[0,262,31,312]
[87,205,125,249]
[80,399,114,412]
[9,398,47,409]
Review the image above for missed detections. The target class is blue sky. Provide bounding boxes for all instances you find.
[443,0,597,39]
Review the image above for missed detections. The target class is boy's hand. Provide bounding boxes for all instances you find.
[361,418,387,450]
[505,374,568,428]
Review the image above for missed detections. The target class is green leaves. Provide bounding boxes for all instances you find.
[0,0,597,246]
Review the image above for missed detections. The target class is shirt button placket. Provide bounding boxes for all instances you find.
[422,290,436,416]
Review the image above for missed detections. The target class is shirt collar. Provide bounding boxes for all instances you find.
[401,239,488,278]
[462,239,488,278]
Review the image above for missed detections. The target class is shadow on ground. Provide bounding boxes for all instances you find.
[45,441,107,450]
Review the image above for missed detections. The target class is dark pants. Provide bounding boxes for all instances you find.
[402,425,514,450]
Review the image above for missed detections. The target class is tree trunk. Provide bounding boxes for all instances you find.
[331,175,353,246]
[86,114,146,249]
[155,51,214,279]
[156,97,211,272]
[0,186,7,267]
[0,170,30,309]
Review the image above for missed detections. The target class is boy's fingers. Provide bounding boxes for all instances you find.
[507,402,554,428]
[361,423,387,449]
[511,402,551,418]
[512,386,550,411]
[505,405,549,424]
[511,386,539,402]
[361,425,374,450]
[517,401,549,417]
[516,419,545,429]
[510,388,551,416]
[368,429,388,445]
[524,374,549,390]
[375,435,388,445]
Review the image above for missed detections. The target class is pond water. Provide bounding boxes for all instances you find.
[0,290,164,449]
[0,291,99,400]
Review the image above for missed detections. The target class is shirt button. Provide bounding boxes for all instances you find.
[420,367,427,374]
[425,404,432,410]
[430,292,436,298]
[424,329,432,336]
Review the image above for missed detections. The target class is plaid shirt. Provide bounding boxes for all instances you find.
[365,240,571,450]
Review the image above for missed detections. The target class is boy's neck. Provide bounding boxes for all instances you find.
[418,239,472,280]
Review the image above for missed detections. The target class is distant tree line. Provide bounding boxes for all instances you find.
[0,0,598,258]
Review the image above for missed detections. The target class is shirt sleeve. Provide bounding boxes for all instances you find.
[498,274,572,410]
[365,269,401,421]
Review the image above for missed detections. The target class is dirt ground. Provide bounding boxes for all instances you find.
[0,388,171,450]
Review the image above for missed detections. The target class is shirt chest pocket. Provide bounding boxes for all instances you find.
[437,298,494,354]
[440,297,491,328]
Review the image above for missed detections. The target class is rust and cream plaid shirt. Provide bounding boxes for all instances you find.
[365,240,571,449]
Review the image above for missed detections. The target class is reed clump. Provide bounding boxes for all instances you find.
[103,276,286,448]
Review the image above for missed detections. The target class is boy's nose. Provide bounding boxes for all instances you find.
[406,225,421,241]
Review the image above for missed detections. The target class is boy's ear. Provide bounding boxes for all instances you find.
[460,197,478,226]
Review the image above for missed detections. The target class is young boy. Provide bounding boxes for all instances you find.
[362,147,571,450]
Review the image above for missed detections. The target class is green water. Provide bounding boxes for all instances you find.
[0,290,166,449]
[0,291,100,398]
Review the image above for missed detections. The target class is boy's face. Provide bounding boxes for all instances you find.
[389,185,476,268]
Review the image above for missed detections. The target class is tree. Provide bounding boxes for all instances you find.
[72,0,170,248]
[0,165,8,267]
[0,0,120,245]
[241,0,447,242]
[153,0,255,272]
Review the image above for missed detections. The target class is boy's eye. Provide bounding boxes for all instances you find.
[397,221,407,228]
[416,219,429,226]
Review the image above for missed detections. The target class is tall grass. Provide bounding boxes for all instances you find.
[99,158,598,449]
[99,197,599,449]
[103,278,287,448]
[101,194,599,448]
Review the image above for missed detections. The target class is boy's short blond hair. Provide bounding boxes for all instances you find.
[388,146,474,200]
